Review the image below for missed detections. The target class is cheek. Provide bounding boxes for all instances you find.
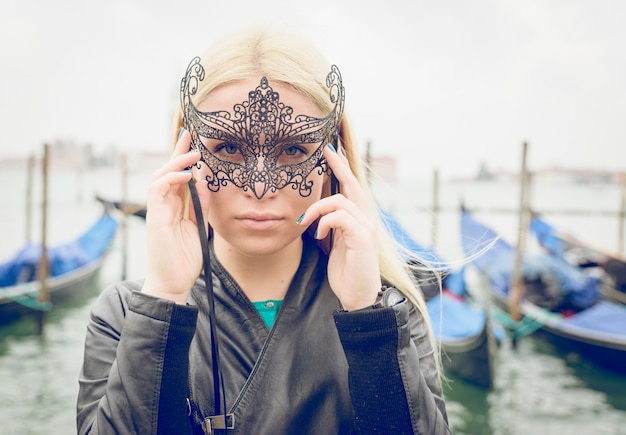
[294,172,327,209]
[195,163,211,183]
[204,185,236,225]
[320,171,331,198]
[312,169,331,202]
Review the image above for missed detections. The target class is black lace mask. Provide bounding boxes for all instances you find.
[180,57,345,199]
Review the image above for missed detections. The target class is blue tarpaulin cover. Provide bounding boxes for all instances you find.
[0,214,118,288]
[380,210,488,342]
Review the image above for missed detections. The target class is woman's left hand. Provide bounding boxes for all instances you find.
[298,144,382,311]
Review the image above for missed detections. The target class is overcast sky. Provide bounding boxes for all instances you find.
[1,0,625,180]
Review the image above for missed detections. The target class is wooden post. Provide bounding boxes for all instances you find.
[121,154,129,281]
[25,155,35,244]
[510,142,529,323]
[618,172,626,255]
[431,169,439,249]
[37,144,50,334]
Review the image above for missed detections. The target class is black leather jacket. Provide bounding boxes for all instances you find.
[77,237,450,434]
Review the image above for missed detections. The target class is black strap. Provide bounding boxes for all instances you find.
[187,179,231,428]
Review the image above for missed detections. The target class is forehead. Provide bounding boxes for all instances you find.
[197,78,323,118]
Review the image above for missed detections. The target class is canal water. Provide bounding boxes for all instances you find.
[1,164,625,434]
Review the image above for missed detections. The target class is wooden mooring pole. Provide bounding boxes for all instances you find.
[25,155,35,244]
[510,142,530,325]
[37,144,50,334]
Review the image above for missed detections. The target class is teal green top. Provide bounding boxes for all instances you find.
[252,299,283,329]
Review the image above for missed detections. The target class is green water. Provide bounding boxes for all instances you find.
[2,282,625,434]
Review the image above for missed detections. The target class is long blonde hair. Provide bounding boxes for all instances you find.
[172,26,441,372]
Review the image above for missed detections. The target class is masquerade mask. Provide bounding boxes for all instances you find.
[180,57,345,199]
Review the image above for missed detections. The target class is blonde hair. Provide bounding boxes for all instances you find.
[172,26,441,373]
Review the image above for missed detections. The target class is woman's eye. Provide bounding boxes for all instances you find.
[277,145,310,166]
[216,143,240,155]
[283,145,306,157]
[212,142,245,163]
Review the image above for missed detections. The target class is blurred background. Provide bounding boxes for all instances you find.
[1,1,626,434]
[2,0,626,180]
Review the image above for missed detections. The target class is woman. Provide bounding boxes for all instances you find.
[77,26,450,434]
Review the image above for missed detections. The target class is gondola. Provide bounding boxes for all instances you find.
[460,209,626,374]
[380,210,499,389]
[0,210,119,325]
[529,213,626,305]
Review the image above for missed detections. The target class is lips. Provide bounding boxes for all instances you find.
[236,213,284,231]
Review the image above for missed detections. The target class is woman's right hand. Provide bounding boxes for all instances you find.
[141,129,208,304]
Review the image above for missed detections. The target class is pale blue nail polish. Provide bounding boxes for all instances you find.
[327,143,336,153]
[296,213,305,224]
[178,127,186,139]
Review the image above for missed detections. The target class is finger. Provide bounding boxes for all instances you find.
[336,139,349,164]
[152,152,200,182]
[323,144,366,205]
[298,194,375,233]
[314,208,369,242]
[172,128,192,156]
[148,170,195,203]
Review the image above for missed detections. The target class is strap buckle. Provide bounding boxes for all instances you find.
[201,414,235,434]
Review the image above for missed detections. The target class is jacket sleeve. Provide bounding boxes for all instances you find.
[76,284,198,435]
[333,298,451,434]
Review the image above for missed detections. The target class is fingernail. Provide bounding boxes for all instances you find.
[314,229,319,239]
[339,146,347,157]
[178,127,186,139]
[296,213,305,224]
[181,168,192,173]
[326,143,336,153]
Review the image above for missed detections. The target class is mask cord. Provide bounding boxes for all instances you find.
[187,179,231,430]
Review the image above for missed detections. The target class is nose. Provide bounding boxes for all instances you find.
[247,156,276,200]
[253,180,268,199]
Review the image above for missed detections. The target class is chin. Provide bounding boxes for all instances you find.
[227,231,305,257]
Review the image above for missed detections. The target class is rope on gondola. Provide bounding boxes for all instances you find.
[490,306,545,341]
[5,287,53,311]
